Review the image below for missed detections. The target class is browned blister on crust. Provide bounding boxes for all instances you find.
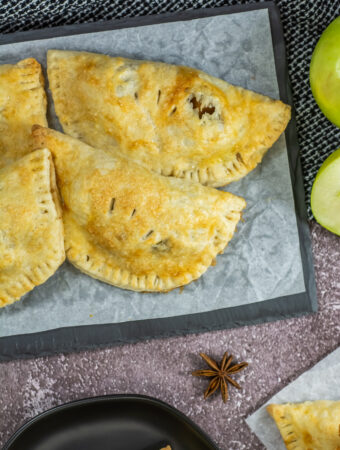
[0,58,47,168]
[0,149,65,307]
[32,126,246,292]
[47,50,291,187]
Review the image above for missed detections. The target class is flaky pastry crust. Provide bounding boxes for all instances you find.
[0,58,47,168]
[267,401,340,450]
[0,149,65,307]
[47,50,291,187]
[32,126,246,292]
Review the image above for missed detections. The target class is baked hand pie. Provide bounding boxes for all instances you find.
[0,58,47,169]
[0,149,65,307]
[267,401,340,450]
[32,126,246,292]
[47,49,291,188]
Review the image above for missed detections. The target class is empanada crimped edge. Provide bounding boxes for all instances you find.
[0,148,65,307]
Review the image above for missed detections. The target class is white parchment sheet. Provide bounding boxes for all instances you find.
[246,346,340,449]
[0,9,305,337]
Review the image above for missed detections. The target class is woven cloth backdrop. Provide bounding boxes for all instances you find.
[1,0,339,219]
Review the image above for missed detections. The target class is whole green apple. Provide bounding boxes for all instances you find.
[311,147,340,236]
[310,16,340,127]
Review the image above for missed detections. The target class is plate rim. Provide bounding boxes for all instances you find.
[3,393,219,450]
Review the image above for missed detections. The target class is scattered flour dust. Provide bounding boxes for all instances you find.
[22,371,59,420]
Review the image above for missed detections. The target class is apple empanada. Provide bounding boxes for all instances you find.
[47,50,290,188]
[0,149,65,307]
[0,58,47,169]
[32,126,246,292]
[267,401,340,450]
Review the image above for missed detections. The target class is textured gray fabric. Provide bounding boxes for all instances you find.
[0,0,339,219]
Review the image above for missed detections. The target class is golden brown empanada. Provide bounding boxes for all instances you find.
[47,50,291,188]
[0,58,47,168]
[267,401,340,450]
[32,126,246,292]
[0,149,65,307]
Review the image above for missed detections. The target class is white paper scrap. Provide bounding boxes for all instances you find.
[246,346,340,449]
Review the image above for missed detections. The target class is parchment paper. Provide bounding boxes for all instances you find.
[0,9,305,337]
[246,346,340,449]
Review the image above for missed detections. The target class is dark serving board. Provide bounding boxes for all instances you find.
[3,395,218,450]
[0,2,317,361]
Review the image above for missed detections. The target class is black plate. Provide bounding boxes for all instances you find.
[3,394,218,450]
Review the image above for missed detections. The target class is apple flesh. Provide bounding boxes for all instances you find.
[310,16,340,127]
[311,148,340,236]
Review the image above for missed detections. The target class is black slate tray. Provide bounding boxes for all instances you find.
[0,2,317,361]
[3,394,219,450]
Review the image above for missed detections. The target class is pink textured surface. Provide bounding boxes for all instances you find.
[0,221,339,450]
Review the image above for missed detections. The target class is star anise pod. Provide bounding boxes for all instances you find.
[192,352,248,403]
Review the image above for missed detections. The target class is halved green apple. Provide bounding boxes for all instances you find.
[311,148,340,235]
[310,16,340,127]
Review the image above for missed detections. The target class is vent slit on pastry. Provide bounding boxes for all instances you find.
[32,126,246,292]
[109,197,116,213]
[152,239,170,253]
[142,230,154,240]
[169,106,177,116]
[47,50,291,188]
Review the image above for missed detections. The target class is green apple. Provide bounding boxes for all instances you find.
[310,16,340,127]
[311,148,340,235]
